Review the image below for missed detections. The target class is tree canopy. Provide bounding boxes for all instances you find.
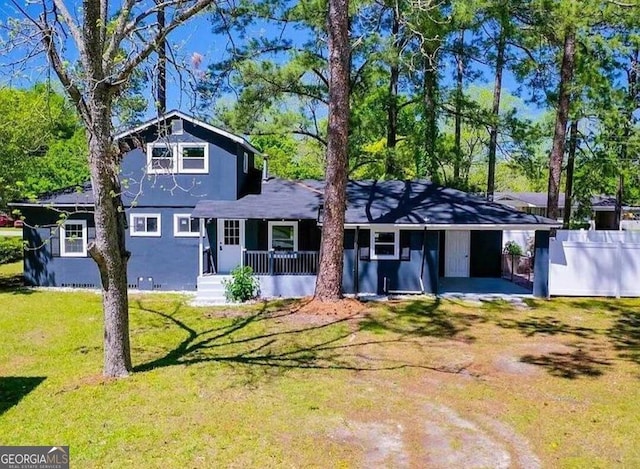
[0,85,88,209]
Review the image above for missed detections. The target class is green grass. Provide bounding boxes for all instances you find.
[1,261,640,467]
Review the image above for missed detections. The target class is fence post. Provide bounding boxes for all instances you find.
[510,254,514,282]
[268,250,274,275]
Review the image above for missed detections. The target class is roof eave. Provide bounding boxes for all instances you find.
[113,110,262,156]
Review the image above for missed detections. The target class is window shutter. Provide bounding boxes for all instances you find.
[400,231,411,261]
[50,227,60,257]
[87,227,96,243]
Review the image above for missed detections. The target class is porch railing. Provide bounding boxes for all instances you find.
[244,250,319,275]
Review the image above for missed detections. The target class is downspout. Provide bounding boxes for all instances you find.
[354,227,360,297]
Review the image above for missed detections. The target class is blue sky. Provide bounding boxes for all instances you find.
[0,0,543,123]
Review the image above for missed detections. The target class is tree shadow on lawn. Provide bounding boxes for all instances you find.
[520,344,612,379]
[0,272,33,295]
[497,316,598,339]
[133,300,437,375]
[358,299,482,343]
[608,311,640,368]
[0,376,46,415]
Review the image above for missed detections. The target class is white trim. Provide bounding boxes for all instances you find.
[173,213,200,237]
[198,218,204,276]
[130,213,162,237]
[60,220,88,257]
[268,221,298,251]
[370,227,400,260]
[177,143,209,174]
[146,143,177,174]
[339,223,561,230]
[114,110,262,155]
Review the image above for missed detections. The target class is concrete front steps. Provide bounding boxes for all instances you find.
[194,275,231,305]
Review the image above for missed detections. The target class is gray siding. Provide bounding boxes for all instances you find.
[343,229,439,295]
[23,207,200,290]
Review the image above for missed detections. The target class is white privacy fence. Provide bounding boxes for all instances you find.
[549,230,640,297]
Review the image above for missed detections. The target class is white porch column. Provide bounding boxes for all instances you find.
[198,218,204,276]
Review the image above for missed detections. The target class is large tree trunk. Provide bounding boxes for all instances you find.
[385,1,400,178]
[562,119,579,228]
[156,1,167,114]
[453,30,465,186]
[87,94,132,377]
[547,28,576,220]
[487,21,506,201]
[421,55,439,182]
[314,0,350,301]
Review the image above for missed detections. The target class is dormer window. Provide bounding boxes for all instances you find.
[147,143,175,173]
[146,142,209,174]
[178,143,208,173]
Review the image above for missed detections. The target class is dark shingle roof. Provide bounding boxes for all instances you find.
[193,179,559,226]
[10,182,94,207]
[13,177,560,226]
[342,180,557,225]
[191,179,321,219]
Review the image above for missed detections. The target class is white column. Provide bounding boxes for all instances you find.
[198,218,204,276]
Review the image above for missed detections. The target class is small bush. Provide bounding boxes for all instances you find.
[223,266,260,302]
[503,240,524,256]
[0,237,23,264]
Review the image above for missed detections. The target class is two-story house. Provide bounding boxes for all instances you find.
[13,111,559,301]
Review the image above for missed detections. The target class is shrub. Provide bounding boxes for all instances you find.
[223,266,260,302]
[0,237,23,264]
[503,240,524,256]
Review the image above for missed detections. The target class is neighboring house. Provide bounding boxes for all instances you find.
[493,191,630,230]
[11,111,560,300]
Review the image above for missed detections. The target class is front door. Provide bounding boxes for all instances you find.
[445,230,470,277]
[216,219,244,273]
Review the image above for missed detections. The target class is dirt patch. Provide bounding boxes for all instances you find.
[59,374,117,393]
[421,403,512,468]
[294,297,366,318]
[330,420,409,467]
[493,355,542,376]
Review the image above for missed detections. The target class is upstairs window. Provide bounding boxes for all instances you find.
[146,143,209,174]
[60,220,87,257]
[178,144,208,173]
[130,213,161,237]
[147,144,175,174]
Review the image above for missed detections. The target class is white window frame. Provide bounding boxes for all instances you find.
[268,221,298,251]
[173,213,200,237]
[146,143,177,174]
[243,151,249,173]
[60,219,88,257]
[178,143,209,174]
[370,227,400,260]
[130,213,162,237]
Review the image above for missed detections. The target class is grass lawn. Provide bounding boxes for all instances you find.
[1,261,640,467]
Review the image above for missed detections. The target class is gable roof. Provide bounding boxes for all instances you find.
[113,110,261,155]
[192,179,560,228]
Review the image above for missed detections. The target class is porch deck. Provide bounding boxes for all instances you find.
[439,277,532,297]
